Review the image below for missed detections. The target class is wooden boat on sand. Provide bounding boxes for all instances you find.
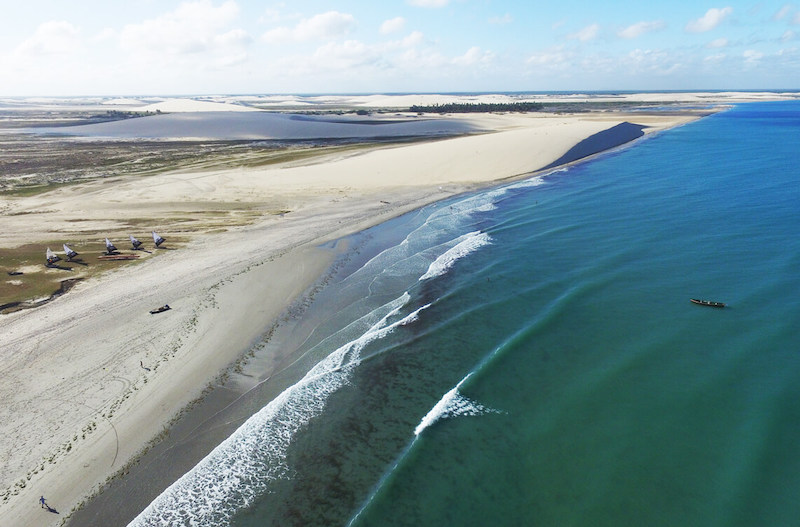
[149,304,171,314]
[98,254,140,261]
[690,298,726,308]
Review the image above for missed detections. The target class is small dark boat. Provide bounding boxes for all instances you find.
[690,298,726,308]
[130,235,143,250]
[45,247,61,266]
[152,231,166,248]
[63,244,79,261]
[149,304,171,314]
[105,238,118,255]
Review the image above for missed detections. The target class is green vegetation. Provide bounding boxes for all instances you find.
[409,100,672,115]
[0,239,183,313]
[410,101,544,113]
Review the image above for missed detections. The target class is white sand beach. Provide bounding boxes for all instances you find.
[0,95,776,526]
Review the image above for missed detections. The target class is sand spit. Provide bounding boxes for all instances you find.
[0,105,716,527]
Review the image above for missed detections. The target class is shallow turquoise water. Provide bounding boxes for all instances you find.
[131,101,800,527]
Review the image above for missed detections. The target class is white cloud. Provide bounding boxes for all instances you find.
[705,53,727,62]
[15,21,81,56]
[401,31,425,47]
[743,49,764,62]
[685,7,733,33]
[381,17,406,35]
[617,21,665,39]
[488,14,513,25]
[120,0,242,57]
[772,4,794,21]
[407,0,449,7]
[567,23,600,42]
[259,5,290,24]
[265,30,501,88]
[215,28,252,47]
[311,40,379,69]
[92,28,116,43]
[526,46,574,71]
[451,46,494,66]
[781,29,797,41]
[624,48,682,76]
[706,37,729,48]
[396,47,449,71]
[262,11,356,43]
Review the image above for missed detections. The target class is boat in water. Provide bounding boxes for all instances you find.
[690,298,726,308]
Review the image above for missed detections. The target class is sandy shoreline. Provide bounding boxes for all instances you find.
[0,97,750,526]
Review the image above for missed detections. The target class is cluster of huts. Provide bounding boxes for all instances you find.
[46,231,166,266]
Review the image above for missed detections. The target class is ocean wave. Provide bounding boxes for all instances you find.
[414,374,503,436]
[433,187,506,219]
[128,293,430,527]
[508,174,548,189]
[339,189,505,294]
[419,231,491,281]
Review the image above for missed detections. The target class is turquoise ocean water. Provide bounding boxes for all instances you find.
[129,101,800,526]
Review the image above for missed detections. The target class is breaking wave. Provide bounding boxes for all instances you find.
[414,374,503,436]
[129,293,429,527]
[419,231,491,281]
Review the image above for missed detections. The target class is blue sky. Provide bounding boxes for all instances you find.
[0,0,798,95]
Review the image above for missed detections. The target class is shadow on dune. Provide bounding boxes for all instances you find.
[542,122,647,170]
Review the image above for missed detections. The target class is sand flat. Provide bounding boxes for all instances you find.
[0,106,716,526]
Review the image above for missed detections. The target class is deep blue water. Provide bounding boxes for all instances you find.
[130,101,800,526]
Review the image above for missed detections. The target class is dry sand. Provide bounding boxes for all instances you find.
[0,102,734,526]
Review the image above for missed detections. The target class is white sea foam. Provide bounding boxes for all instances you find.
[129,293,430,527]
[414,374,503,436]
[338,187,506,295]
[419,231,491,281]
[508,174,547,190]
[430,188,505,222]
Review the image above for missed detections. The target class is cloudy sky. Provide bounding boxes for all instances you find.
[1,0,798,95]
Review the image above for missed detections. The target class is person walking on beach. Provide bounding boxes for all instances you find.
[40,495,46,508]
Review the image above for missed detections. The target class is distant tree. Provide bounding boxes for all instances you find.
[409,102,544,113]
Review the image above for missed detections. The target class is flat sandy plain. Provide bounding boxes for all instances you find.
[0,91,794,526]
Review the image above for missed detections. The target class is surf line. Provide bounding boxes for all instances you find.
[129,293,430,527]
[349,319,538,523]
[348,372,503,527]
[413,373,503,436]
[350,187,499,290]
[349,321,532,526]
[419,231,492,282]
